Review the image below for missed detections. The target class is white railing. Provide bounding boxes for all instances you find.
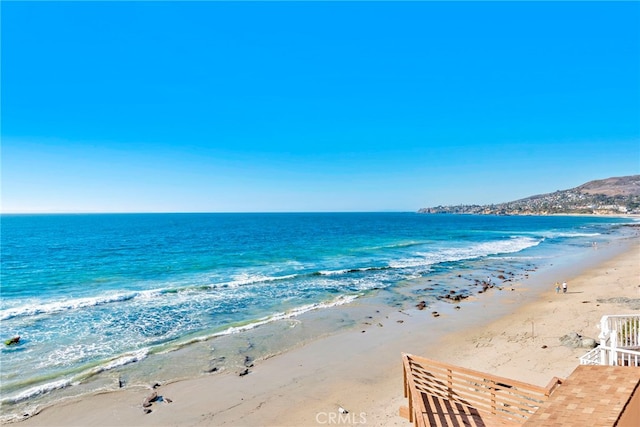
[580,315,640,367]
[599,314,640,349]
[579,347,600,365]
[580,345,640,366]
[617,347,640,366]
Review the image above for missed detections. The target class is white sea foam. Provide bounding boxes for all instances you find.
[86,349,148,375]
[156,294,360,354]
[236,295,358,335]
[317,269,352,276]
[1,273,284,321]
[316,266,390,276]
[223,273,299,288]
[361,241,426,251]
[0,292,139,321]
[216,295,360,336]
[3,378,73,404]
[389,237,542,269]
[3,349,149,405]
[540,231,601,238]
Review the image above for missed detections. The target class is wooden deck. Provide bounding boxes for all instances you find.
[400,353,563,427]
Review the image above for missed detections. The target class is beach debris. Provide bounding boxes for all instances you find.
[431,311,440,318]
[205,366,219,373]
[397,320,404,323]
[142,392,158,408]
[596,297,640,310]
[118,377,125,388]
[141,391,171,412]
[541,345,548,349]
[454,305,461,310]
[416,301,427,310]
[244,355,254,368]
[239,368,250,377]
[4,336,20,346]
[377,323,383,327]
[361,330,366,333]
[338,406,349,414]
[152,382,161,389]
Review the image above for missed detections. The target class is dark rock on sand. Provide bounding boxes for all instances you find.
[244,356,254,368]
[142,392,158,408]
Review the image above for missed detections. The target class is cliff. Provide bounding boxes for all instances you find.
[419,175,640,215]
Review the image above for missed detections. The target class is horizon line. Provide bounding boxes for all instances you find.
[0,210,417,215]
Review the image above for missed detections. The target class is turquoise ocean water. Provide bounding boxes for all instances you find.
[0,213,635,420]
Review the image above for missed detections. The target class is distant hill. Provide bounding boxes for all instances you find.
[419,175,640,215]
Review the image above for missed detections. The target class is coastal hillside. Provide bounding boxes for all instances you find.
[419,175,640,215]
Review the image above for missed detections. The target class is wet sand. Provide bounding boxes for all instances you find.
[15,235,640,427]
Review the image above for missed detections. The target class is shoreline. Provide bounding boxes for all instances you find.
[13,233,640,426]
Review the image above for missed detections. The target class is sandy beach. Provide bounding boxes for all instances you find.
[14,234,640,427]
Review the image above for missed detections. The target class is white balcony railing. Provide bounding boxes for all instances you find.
[580,345,640,366]
[599,314,640,348]
[579,347,601,365]
[580,314,640,367]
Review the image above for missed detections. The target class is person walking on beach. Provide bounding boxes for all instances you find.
[562,281,567,294]
[555,282,560,294]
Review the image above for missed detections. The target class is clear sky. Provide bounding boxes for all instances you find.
[2,1,639,213]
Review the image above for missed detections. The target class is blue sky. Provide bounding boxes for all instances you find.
[2,1,639,213]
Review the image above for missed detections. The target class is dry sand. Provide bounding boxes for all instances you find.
[15,236,640,427]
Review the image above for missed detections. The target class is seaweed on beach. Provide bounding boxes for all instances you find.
[596,297,640,310]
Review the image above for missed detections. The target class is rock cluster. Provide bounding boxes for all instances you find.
[141,383,172,414]
[559,332,597,349]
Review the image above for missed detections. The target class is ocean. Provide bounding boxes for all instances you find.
[0,212,635,421]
